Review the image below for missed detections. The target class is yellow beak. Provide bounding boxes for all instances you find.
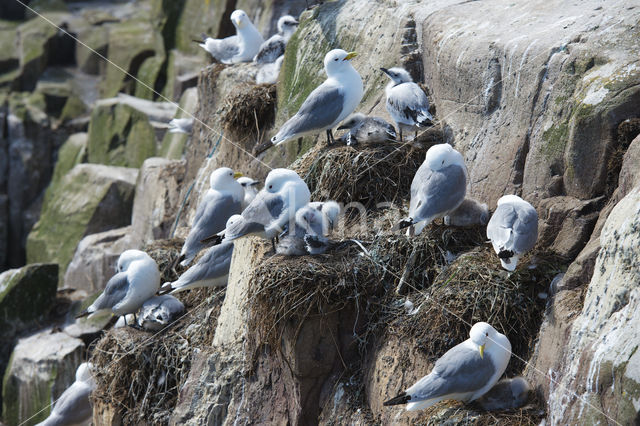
[233,18,241,27]
[233,172,243,178]
[344,52,357,61]
[478,344,485,359]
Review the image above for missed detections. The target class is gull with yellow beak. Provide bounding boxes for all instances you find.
[383,322,511,411]
[179,167,244,266]
[270,49,363,147]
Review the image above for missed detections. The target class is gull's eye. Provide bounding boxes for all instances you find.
[334,58,339,61]
[268,185,273,189]
[485,332,488,336]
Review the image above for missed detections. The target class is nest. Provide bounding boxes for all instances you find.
[292,136,441,209]
[221,83,276,140]
[388,248,564,375]
[141,238,186,284]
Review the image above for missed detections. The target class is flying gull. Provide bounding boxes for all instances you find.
[161,242,233,293]
[381,67,433,141]
[36,363,96,426]
[384,322,511,411]
[179,167,243,266]
[76,250,160,324]
[486,194,538,271]
[205,169,310,250]
[397,143,467,235]
[256,55,284,84]
[237,176,260,209]
[270,49,363,147]
[168,117,194,134]
[254,15,298,64]
[337,112,397,145]
[194,10,264,64]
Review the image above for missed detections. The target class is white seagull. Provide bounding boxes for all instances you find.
[256,55,284,84]
[237,176,261,209]
[194,10,264,64]
[205,169,310,250]
[486,195,538,271]
[36,363,96,426]
[381,67,433,141]
[161,242,233,293]
[337,112,397,145]
[76,250,160,324]
[383,322,511,411]
[254,15,298,64]
[296,201,341,254]
[168,117,194,134]
[270,49,363,146]
[179,167,244,266]
[397,143,467,235]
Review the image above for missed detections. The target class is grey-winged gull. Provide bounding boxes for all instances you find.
[206,169,310,250]
[337,112,397,145]
[476,376,530,411]
[444,198,490,227]
[384,322,511,411]
[237,176,260,209]
[397,143,467,236]
[381,67,433,141]
[168,117,193,134]
[161,242,233,293]
[256,55,284,84]
[270,49,363,146]
[179,167,243,266]
[254,15,298,64]
[194,10,264,64]
[136,295,185,331]
[77,250,160,323]
[36,363,95,426]
[486,194,538,271]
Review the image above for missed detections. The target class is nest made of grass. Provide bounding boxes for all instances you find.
[387,247,565,375]
[221,83,276,139]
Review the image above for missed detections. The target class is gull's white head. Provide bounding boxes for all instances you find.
[231,10,251,29]
[324,49,358,77]
[469,322,499,359]
[264,168,302,193]
[338,113,366,130]
[75,362,94,383]
[296,206,323,235]
[425,143,466,171]
[210,167,243,190]
[237,176,260,188]
[497,194,527,206]
[224,214,243,230]
[116,250,150,273]
[380,67,413,85]
[277,15,299,37]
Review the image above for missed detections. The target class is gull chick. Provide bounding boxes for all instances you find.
[254,15,298,64]
[486,195,538,271]
[256,55,284,84]
[194,10,264,64]
[381,67,433,141]
[179,167,243,266]
[384,322,511,411]
[337,112,396,145]
[76,250,160,324]
[397,143,467,235]
[270,49,363,147]
[296,200,341,254]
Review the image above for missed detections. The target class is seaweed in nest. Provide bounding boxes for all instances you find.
[387,247,565,375]
[292,137,441,209]
[221,83,276,141]
[89,286,224,425]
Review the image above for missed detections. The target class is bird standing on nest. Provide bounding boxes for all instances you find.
[381,67,434,141]
[254,15,299,64]
[269,49,363,147]
[384,322,511,411]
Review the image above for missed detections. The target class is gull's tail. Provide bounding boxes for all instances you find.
[158,282,173,295]
[383,392,411,406]
[498,249,515,259]
[75,309,91,319]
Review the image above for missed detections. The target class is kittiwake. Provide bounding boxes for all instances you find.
[270,49,363,146]
[337,112,397,145]
[36,363,96,426]
[161,242,233,293]
[168,117,194,134]
[383,322,511,411]
[288,200,341,255]
[476,376,530,411]
[381,67,433,141]
[179,167,243,266]
[237,176,260,209]
[486,194,538,271]
[254,15,298,64]
[194,10,264,64]
[137,295,185,331]
[256,55,284,84]
[76,250,160,323]
[397,143,468,235]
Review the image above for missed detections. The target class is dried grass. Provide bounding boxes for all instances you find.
[221,83,276,141]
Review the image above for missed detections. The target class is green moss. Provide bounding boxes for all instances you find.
[44,133,87,206]
[134,55,166,100]
[541,123,569,161]
[0,27,19,65]
[59,94,87,122]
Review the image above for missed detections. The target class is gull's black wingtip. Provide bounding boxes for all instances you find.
[200,234,223,245]
[498,249,515,259]
[383,392,411,406]
[392,218,414,232]
[75,309,90,319]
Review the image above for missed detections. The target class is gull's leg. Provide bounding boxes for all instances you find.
[399,128,403,142]
[326,129,336,145]
[271,237,277,252]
